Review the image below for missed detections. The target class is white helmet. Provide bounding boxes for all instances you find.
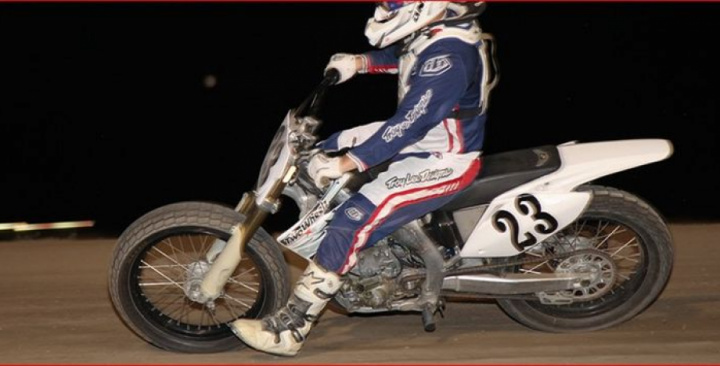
[364,1,450,49]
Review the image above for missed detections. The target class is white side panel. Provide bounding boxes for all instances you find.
[459,139,672,258]
[460,192,591,257]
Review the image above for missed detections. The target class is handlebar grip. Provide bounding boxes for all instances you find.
[323,68,341,86]
[297,68,339,117]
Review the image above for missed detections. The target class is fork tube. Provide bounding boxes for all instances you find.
[199,167,295,302]
[199,192,268,301]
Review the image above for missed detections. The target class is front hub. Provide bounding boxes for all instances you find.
[185,260,213,304]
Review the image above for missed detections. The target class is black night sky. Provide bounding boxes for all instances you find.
[1,1,718,236]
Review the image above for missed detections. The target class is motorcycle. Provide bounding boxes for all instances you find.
[108,67,675,353]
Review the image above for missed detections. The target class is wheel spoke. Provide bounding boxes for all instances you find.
[151,246,190,271]
[612,252,641,264]
[572,220,587,250]
[139,264,185,269]
[220,298,244,320]
[140,259,185,291]
[227,278,259,291]
[165,240,204,267]
[521,260,551,274]
[139,281,187,287]
[610,237,639,257]
[594,224,623,249]
[222,293,253,309]
[202,304,223,328]
[158,293,191,321]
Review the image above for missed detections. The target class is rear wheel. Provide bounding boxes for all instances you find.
[108,201,290,352]
[497,185,673,332]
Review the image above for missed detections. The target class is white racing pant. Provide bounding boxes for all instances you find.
[315,151,481,274]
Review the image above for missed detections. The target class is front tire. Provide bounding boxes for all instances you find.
[108,201,290,353]
[497,185,674,332]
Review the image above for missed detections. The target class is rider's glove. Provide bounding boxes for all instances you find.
[307,152,343,188]
[324,53,358,84]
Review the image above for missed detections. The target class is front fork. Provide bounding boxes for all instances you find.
[188,166,297,304]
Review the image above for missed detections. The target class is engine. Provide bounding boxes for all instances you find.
[334,239,424,313]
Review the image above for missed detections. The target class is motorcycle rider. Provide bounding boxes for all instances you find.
[231,1,495,356]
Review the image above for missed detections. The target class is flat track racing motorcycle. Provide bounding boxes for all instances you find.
[108,68,675,353]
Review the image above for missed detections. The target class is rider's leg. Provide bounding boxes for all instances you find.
[231,153,480,356]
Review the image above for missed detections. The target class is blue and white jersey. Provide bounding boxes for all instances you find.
[319,23,489,172]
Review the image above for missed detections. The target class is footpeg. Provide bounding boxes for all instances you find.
[421,301,444,332]
[421,303,436,332]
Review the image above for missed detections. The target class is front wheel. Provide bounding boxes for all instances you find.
[497,185,674,332]
[108,201,290,353]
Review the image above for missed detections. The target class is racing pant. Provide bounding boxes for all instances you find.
[315,151,481,274]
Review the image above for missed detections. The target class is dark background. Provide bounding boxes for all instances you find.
[1,1,717,237]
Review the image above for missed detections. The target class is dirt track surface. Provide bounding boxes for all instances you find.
[1,223,718,364]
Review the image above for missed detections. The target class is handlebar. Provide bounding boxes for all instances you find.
[295,68,340,118]
[323,68,341,87]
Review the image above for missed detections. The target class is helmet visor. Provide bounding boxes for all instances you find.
[378,1,405,11]
[374,1,404,22]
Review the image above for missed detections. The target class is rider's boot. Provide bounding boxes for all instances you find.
[229,260,342,356]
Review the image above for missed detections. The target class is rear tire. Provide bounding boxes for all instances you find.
[108,201,290,352]
[497,185,673,332]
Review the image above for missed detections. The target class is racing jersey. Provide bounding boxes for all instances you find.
[319,22,489,172]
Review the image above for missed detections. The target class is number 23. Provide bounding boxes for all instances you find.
[492,194,559,251]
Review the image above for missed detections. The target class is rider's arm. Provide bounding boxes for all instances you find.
[316,121,385,152]
[345,42,476,172]
[325,45,400,86]
[358,45,400,74]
